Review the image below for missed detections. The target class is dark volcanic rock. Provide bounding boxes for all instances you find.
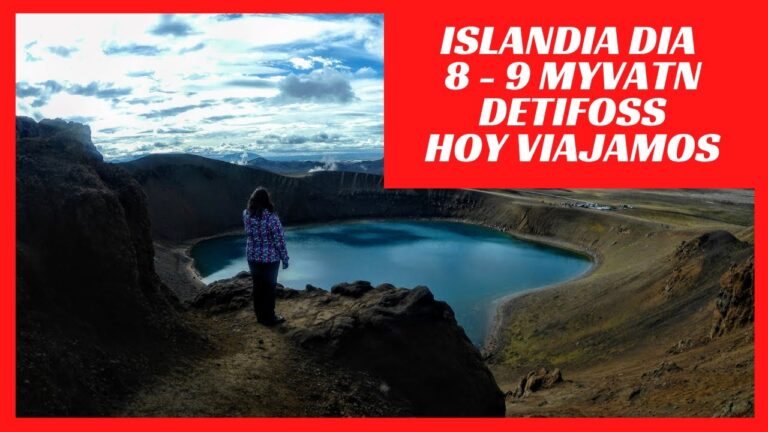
[16,117,197,416]
[305,284,324,292]
[711,255,754,338]
[193,279,505,416]
[330,280,374,298]
[508,367,564,398]
[16,116,103,161]
[191,272,303,312]
[673,230,741,262]
[663,231,747,298]
[192,272,253,313]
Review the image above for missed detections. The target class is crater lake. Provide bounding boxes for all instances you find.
[191,220,591,345]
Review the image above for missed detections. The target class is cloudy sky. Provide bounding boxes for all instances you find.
[16,14,383,162]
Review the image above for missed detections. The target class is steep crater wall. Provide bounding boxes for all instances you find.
[120,155,477,241]
[16,117,200,416]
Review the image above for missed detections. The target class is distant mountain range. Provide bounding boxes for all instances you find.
[246,156,383,175]
[106,151,383,175]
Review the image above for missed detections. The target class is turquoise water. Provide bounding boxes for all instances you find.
[191,220,591,345]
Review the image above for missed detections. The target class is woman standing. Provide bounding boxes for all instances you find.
[243,187,289,325]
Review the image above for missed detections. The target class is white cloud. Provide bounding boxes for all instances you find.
[16,13,384,161]
[289,57,313,70]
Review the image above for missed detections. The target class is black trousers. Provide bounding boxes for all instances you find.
[248,261,280,323]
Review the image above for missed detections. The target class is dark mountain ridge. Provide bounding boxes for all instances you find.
[119,154,469,241]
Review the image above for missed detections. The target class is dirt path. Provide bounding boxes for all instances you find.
[119,301,408,417]
[120,308,311,416]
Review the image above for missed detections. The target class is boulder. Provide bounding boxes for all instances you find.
[330,280,374,298]
[305,284,324,292]
[192,272,253,313]
[508,367,563,398]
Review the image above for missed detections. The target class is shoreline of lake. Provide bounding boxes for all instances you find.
[177,217,599,346]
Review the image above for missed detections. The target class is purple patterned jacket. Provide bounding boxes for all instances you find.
[243,209,289,264]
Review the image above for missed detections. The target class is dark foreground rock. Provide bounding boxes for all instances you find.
[192,271,254,312]
[193,277,506,417]
[16,117,198,416]
[711,255,754,338]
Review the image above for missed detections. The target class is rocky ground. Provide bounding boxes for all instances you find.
[124,278,504,416]
[121,290,414,417]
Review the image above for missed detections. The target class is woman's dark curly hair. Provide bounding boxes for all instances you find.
[247,187,275,216]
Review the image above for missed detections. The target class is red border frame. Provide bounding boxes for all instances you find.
[3,1,763,431]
